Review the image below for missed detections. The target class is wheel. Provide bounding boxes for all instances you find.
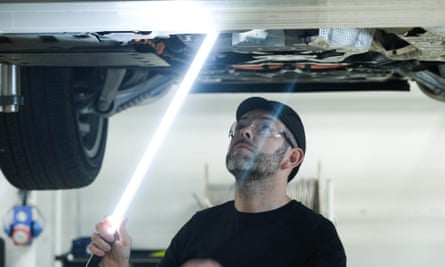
[0,67,108,189]
[416,64,445,102]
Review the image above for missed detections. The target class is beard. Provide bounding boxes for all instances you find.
[226,141,288,184]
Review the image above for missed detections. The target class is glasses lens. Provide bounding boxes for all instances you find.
[229,122,236,138]
[253,120,278,137]
[229,120,280,138]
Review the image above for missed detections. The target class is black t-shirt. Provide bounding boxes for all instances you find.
[158,200,346,267]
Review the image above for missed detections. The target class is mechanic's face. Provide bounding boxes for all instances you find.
[225,110,290,183]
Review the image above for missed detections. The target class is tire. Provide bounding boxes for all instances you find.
[0,67,108,189]
[416,64,445,102]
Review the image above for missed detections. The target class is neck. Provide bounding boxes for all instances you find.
[234,175,291,213]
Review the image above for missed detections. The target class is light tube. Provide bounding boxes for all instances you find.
[107,32,219,233]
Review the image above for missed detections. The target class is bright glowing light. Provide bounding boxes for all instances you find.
[107,32,219,233]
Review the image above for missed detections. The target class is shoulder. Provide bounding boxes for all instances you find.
[186,201,234,226]
[288,201,346,263]
[287,200,325,220]
[168,202,234,244]
[286,200,336,231]
[194,201,234,218]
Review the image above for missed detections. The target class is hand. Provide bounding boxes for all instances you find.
[88,217,132,267]
[181,259,223,267]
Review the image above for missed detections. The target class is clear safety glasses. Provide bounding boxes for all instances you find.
[229,119,297,148]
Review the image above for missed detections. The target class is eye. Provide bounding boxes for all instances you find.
[255,122,275,135]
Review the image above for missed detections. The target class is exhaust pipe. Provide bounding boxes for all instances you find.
[0,64,23,112]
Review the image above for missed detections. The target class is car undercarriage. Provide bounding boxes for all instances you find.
[0,1,445,189]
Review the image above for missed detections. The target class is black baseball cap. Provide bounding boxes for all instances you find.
[236,97,306,181]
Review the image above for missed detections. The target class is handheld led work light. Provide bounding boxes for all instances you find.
[85,32,218,267]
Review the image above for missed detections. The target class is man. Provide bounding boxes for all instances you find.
[89,97,347,267]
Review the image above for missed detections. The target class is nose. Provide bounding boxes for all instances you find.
[238,124,253,140]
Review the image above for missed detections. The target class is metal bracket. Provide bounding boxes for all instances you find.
[0,64,22,112]
[96,68,127,113]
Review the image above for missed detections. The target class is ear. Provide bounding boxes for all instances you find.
[281,147,304,171]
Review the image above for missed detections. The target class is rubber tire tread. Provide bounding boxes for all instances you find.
[0,67,108,189]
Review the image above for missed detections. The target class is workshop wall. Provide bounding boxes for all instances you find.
[2,83,445,267]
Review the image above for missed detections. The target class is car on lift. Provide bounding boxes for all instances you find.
[0,2,444,190]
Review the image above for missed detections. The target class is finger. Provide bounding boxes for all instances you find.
[91,233,112,252]
[95,221,115,242]
[88,241,108,257]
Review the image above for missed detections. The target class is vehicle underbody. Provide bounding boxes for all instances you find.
[0,26,444,189]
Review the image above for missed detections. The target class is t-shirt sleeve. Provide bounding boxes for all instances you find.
[312,219,347,267]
